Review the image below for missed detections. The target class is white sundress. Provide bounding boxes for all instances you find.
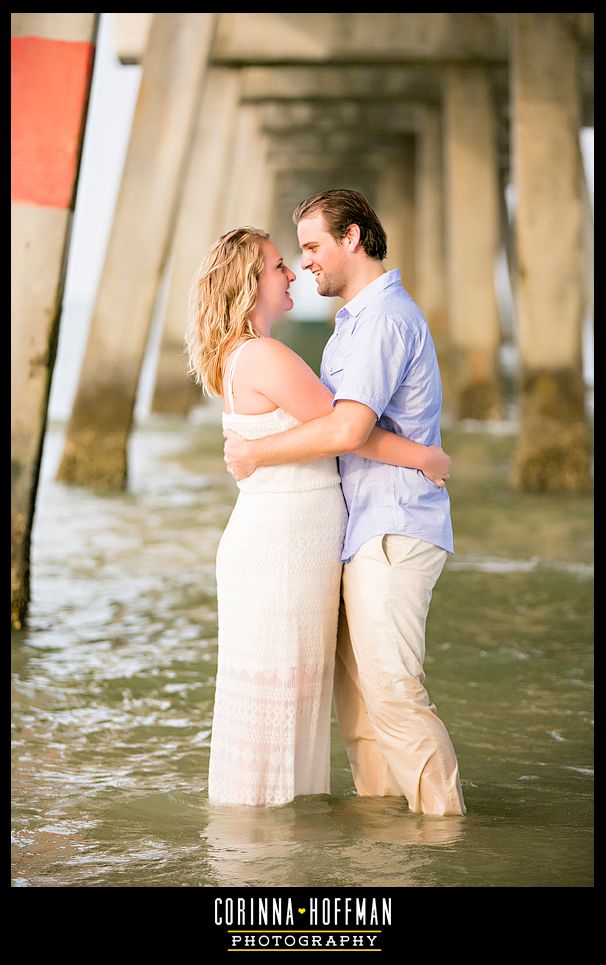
[208,341,347,806]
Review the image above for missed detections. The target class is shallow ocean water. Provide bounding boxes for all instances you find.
[11,407,593,887]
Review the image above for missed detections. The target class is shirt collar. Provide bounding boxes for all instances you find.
[336,269,402,322]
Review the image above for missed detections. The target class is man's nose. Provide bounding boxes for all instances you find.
[300,252,313,270]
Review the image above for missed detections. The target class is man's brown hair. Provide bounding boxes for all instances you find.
[292,188,387,261]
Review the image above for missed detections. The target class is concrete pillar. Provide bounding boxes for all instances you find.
[114,13,152,63]
[245,130,273,230]
[220,104,272,231]
[581,152,594,358]
[443,65,503,420]
[11,13,97,629]
[415,106,448,354]
[415,105,452,410]
[510,13,591,492]
[378,137,416,295]
[56,13,217,489]
[264,176,295,256]
[151,67,242,415]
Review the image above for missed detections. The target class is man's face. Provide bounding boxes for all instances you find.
[297,212,349,298]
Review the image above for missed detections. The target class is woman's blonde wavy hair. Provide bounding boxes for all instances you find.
[185,226,269,397]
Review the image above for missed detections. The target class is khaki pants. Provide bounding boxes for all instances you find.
[334,534,466,816]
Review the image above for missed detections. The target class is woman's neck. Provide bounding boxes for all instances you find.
[248,313,272,338]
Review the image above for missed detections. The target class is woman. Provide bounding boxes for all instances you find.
[185,227,451,807]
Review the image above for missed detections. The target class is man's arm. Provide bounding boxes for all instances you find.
[224,400,377,478]
[224,401,452,485]
[356,429,451,486]
[222,335,451,483]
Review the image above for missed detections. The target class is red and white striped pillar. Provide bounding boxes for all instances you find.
[11,13,98,629]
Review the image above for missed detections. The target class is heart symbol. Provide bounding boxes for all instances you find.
[298,908,306,914]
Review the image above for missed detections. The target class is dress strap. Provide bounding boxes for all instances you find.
[227,339,254,414]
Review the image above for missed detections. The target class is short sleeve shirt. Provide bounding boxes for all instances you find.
[320,269,454,563]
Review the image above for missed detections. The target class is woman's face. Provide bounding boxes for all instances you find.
[253,239,296,327]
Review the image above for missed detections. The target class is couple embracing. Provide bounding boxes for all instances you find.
[186,188,466,817]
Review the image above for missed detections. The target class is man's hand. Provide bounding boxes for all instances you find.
[223,429,257,481]
[421,445,452,488]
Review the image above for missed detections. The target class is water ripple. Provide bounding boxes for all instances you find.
[448,556,593,578]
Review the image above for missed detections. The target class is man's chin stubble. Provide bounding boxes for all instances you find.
[318,282,338,298]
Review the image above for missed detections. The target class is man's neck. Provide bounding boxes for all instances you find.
[341,261,386,303]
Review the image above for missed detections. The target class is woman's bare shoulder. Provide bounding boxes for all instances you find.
[242,336,309,371]
[251,336,300,357]
[230,335,332,419]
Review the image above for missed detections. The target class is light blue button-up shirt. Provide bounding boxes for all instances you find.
[320,269,454,563]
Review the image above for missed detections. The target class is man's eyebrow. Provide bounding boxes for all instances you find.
[300,241,317,249]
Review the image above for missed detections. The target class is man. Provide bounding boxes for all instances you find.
[224,189,465,816]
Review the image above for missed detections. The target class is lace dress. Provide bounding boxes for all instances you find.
[208,343,347,806]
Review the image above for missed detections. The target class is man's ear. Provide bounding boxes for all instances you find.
[345,223,362,251]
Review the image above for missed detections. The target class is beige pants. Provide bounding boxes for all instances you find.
[334,534,466,816]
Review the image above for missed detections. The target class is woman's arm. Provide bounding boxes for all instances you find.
[354,428,451,486]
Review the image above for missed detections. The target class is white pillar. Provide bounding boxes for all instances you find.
[510,13,591,491]
[443,65,503,420]
[152,67,242,415]
[57,14,217,488]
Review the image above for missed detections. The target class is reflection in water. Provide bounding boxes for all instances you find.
[11,417,593,887]
[203,796,466,888]
[333,797,467,848]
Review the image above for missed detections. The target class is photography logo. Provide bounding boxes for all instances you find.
[213,895,392,952]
